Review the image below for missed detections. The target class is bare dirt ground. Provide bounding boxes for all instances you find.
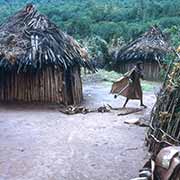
[0,73,159,180]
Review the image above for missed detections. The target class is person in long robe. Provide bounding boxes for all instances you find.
[111,61,147,108]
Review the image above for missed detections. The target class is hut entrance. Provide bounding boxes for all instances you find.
[64,69,74,105]
[64,67,83,106]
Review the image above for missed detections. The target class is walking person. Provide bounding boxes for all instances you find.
[111,61,147,108]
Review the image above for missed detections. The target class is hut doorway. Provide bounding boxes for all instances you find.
[63,67,83,105]
[64,69,74,105]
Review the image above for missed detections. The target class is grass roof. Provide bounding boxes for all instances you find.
[0,4,93,72]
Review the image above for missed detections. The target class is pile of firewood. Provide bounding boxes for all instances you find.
[59,105,110,115]
[148,61,180,145]
[136,59,180,180]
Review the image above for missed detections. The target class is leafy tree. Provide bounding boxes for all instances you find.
[0,0,180,68]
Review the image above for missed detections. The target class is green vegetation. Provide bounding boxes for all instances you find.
[0,0,180,68]
[95,69,122,82]
[141,81,156,92]
[82,69,158,92]
[82,69,122,84]
[1,0,180,44]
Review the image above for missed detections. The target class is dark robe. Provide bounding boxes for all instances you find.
[111,66,143,99]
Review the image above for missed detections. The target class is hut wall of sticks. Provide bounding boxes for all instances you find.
[115,26,171,81]
[0,4,93,105]
[147,56,180,155]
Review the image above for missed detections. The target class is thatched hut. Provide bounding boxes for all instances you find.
[115,26,171,80]
[0,4,93,105]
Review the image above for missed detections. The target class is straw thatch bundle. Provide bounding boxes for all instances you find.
[117,26,171,63]
[0,3,92,72]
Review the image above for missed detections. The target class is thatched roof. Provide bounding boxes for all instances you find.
[0,4,92,72]
[117,26,172,63]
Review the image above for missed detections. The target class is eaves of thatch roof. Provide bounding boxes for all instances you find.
[0,4,93,72]
[117,26,172,63]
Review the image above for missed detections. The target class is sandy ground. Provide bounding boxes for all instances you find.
[0,77,159,180]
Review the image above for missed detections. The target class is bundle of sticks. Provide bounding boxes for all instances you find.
[59,105,111,115]
[148,61,180,148]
